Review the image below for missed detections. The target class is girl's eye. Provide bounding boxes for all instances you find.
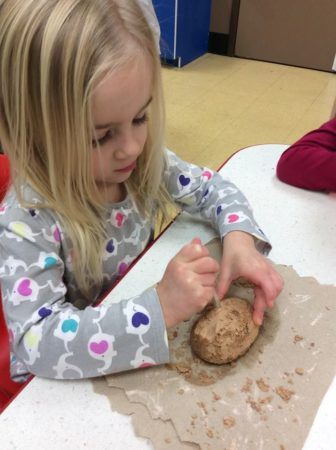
[92,129,115,148]
[92,114,148,148]
[133,113,148,126]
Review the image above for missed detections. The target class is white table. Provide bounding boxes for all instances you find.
[1,145,335,450]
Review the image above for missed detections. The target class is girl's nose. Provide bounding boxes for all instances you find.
[115,132,141,160]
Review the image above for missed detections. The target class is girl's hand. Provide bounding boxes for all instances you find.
[217,231,283,326]
[157,238,219,328]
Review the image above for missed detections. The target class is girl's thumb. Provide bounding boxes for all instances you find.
[217,272,231,299]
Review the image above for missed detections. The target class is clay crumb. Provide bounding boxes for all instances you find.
[241,377,253,393]
[172,363,192,377]
[177,364,191,374]
[198,371,216,385]
[293,335,303,343]
[178,388,184,395]
[234,277,255,288]
[274,386,295,402]
[223,416,236,428]
[259,395,273,405]
[246,396,262,413]
[295,368,304,376]
[212,391,221,401]
[206,428,214,438]
[280,445,285,450]
[164,437,171,444]
[197,401,208,415]
[256,378,270,392]
[167,330,178,341]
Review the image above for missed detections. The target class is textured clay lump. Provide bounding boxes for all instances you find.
[190,297,260,364]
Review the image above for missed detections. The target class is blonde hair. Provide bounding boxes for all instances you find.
[0,0,176,295]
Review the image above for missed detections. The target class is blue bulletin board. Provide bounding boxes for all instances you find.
[152,1,212,67]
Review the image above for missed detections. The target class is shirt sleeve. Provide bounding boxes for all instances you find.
[276,118,336,191]
[163,149,271,254]
[0,196,168,380]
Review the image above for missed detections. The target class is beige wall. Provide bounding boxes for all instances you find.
[210,0,232,34]
[235,0,336,72]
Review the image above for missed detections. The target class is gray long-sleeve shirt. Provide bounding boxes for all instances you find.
[0,150,270,381]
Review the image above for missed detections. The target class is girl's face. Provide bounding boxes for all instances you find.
[91,54,153,197]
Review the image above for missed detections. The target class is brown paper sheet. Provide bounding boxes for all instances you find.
[93,238,336,450]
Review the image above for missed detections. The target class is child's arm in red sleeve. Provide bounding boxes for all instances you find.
[276,118,336,191]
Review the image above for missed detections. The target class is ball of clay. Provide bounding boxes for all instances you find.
[190,297,259,364]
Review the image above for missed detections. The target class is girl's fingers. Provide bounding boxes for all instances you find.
[261,270,283,308]
[272,270,284,295]
[250,268,283,325]
[191,256,220,275]
[248,266,280,309]
[179,240,209,262]
[202,287,217,306]
[261,280,277,308]
[216,270,232,299]
[253,287,266,326]
[198,273,218,287]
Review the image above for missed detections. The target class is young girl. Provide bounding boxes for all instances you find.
[0,0,282,382]
[277,98,336,191]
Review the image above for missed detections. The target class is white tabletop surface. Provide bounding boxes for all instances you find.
[1,144,335,450]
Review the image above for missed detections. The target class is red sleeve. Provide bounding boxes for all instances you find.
[276,118,336,191]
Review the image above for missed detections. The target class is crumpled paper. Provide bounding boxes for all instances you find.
[93,239,336,450]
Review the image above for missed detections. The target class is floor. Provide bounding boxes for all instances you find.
[162,54,336,170]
